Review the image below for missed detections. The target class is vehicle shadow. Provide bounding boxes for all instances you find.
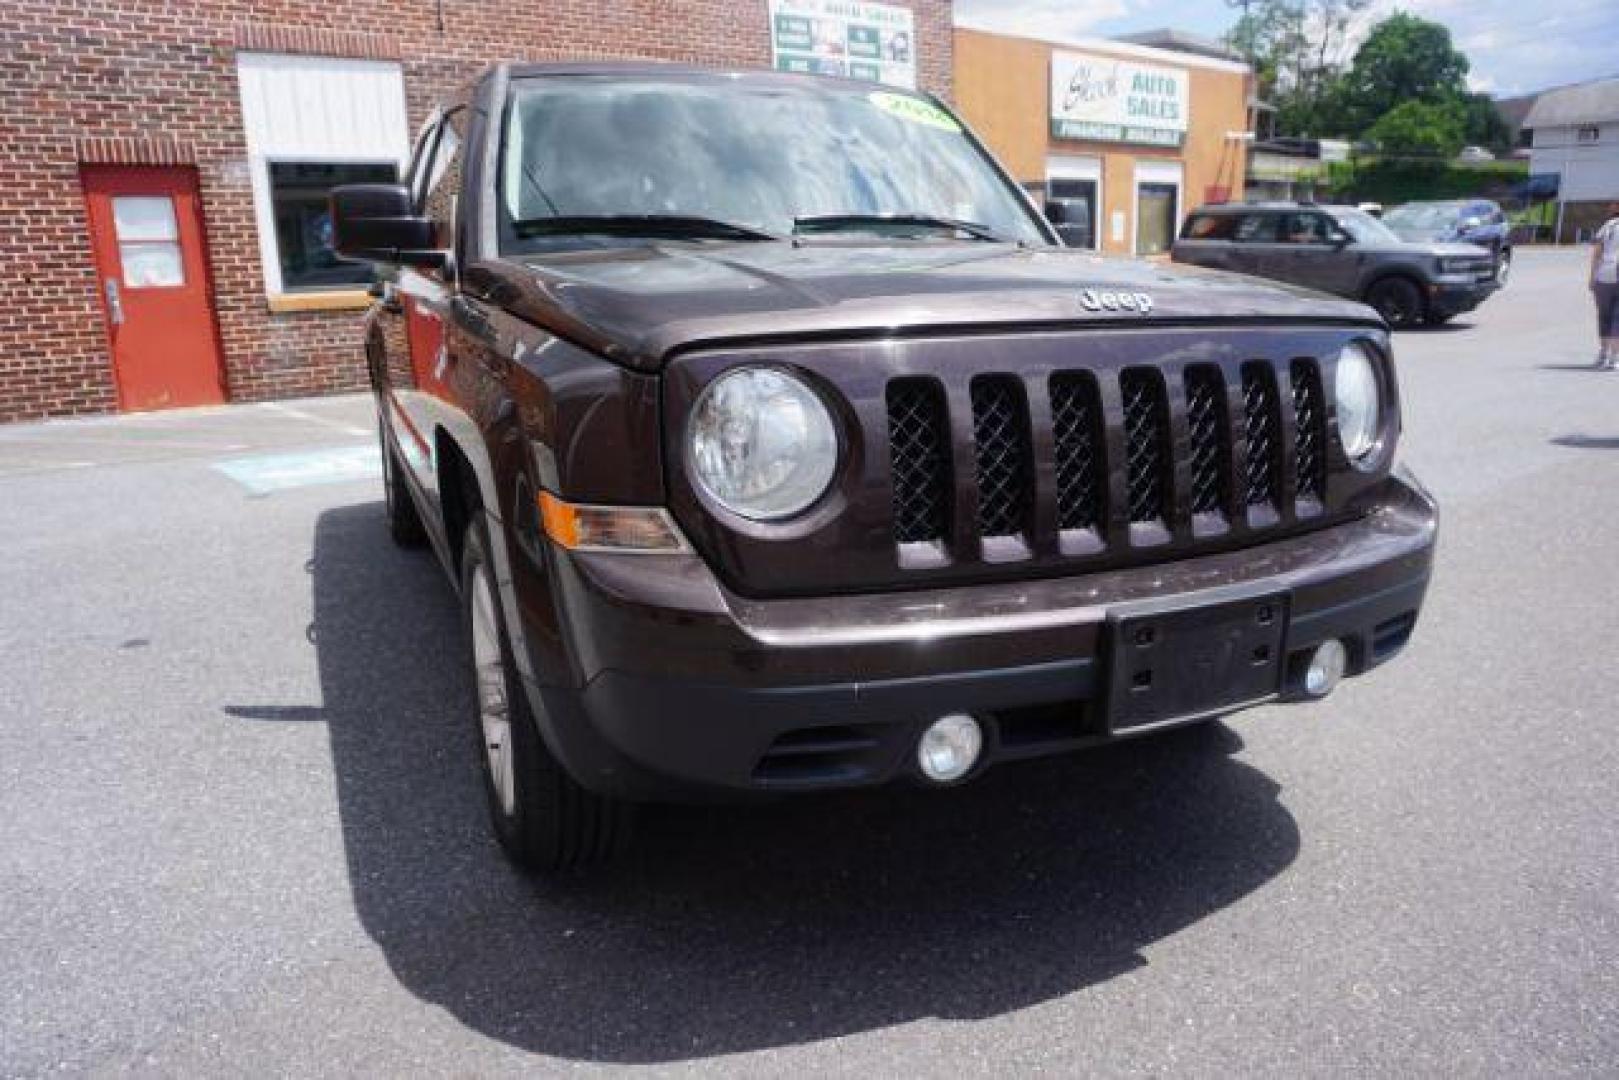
[295,502,1301,1063]
[1551,434,1619,450]
[1409,319,1477,333]
[1537,364,1609,373]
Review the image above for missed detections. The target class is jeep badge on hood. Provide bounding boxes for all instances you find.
[1081,288,1154,313]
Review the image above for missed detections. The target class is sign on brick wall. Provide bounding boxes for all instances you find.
[769,0,916,89]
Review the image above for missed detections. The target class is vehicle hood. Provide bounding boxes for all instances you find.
[1385,224,1457,242]
[1359,239,1492,258]
[469,241,1382,371]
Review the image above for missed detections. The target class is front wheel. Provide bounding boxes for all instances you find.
[461,520,630,871]
[1365,277,1425,330]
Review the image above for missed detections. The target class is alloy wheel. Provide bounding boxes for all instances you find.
[469,563,515,816]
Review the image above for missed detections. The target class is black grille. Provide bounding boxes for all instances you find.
[1290,361,1327,502]
[1050,374,1103,530]
[881,352,1345,564]
[1241,364,1282,508]
[886,380,951,544]
[1119,370,1169,524]
[970,377,1030,537]
[1184,366,1229,515]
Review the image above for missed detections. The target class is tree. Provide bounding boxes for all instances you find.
[1457,92,1513,153]
[1337,12,1470,133]
[1227,0,1370,137]
[1364,100,1466,161]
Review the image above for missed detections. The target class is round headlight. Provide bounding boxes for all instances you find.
[687,367,838,521]
[1334,342,1383,463]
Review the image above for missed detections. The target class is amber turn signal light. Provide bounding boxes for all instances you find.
[537,491,689,554]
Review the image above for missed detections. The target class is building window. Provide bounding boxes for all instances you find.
[236,53,409,299]
[1047,155,1102,251]
[113,197,185,288]
[1577,126,1600,145]
[268,162,397,291]
[1046,178,1098,249]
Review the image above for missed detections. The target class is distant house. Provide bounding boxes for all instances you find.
[1524,75,1619,239]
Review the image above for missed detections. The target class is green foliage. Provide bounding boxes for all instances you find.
[1365,100,1466,161]
[1324,158,1528,204]
[1458,92,1514,153]
[1235,8,1490,150]
[1336,12,1470,133]
[1225,0,1369,127]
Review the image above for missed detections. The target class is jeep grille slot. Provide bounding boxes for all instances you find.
[887,379,951,544]
[970,376,1031,538]
[1241,363,1283,509]
[1050,373,1104,531]
[1290,361,1327,504]
[869,342,1360,577]
[1184,365,1230,517]
[1120,369,1170,524]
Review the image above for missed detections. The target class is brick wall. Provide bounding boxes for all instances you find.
[0,0,954,422]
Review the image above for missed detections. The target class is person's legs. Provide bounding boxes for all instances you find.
[1597,285,1618,369]
[1604,286,1619,368]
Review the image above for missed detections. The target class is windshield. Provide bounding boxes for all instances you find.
[499,75,1049,250]
[1382,202,1464,231]
[1329,208,1402,245]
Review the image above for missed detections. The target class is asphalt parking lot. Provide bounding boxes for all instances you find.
[3,247,1617,1075]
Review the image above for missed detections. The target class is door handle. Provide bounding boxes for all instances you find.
[103,278,124,326]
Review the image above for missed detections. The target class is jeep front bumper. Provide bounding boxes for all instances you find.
[522,470,1438,800]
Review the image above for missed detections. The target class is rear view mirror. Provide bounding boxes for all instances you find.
[330,184,444,268]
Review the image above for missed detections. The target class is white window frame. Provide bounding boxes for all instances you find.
[1046,155,1103,251]
[235,52,411,299]
[1131,160,1184,256]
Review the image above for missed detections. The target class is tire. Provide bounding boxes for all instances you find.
[1365,277,1425,330]
[461,519,630,871]
[1496,249,1512,285]
[380,417,426,547]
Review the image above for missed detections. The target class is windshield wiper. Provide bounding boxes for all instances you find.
[793,213,1013,244]
[512,215,781,242]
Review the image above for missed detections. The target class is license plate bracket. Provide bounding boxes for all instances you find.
[1107,593,1288,732]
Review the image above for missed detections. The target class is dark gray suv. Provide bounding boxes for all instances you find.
[1172,202,1499,328]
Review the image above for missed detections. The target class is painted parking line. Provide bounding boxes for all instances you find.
[212,444,380,494]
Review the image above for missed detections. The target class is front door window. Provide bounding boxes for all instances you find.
[112,196,185,287]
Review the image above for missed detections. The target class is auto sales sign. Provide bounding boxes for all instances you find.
[1050,51,1189,147]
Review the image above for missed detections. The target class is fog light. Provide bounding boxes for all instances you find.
[1304,640,1348,698]
[917,714,983,783]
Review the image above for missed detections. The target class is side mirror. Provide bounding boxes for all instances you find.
[1332,228,1353,248]
[330,184,444,268]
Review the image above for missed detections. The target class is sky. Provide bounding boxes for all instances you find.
[953,0,1619,97]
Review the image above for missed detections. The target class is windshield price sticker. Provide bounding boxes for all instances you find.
[868,91,961,132]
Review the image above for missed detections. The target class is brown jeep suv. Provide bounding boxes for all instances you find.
[333,63,1438,871]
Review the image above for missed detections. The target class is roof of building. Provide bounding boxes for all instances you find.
[953,16,1251,74]
[1494,92,1540,133]
[1112,27,1243,63]
[1524,75,1619,129]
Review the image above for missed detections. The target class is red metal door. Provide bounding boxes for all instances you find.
[81,166,226,410]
